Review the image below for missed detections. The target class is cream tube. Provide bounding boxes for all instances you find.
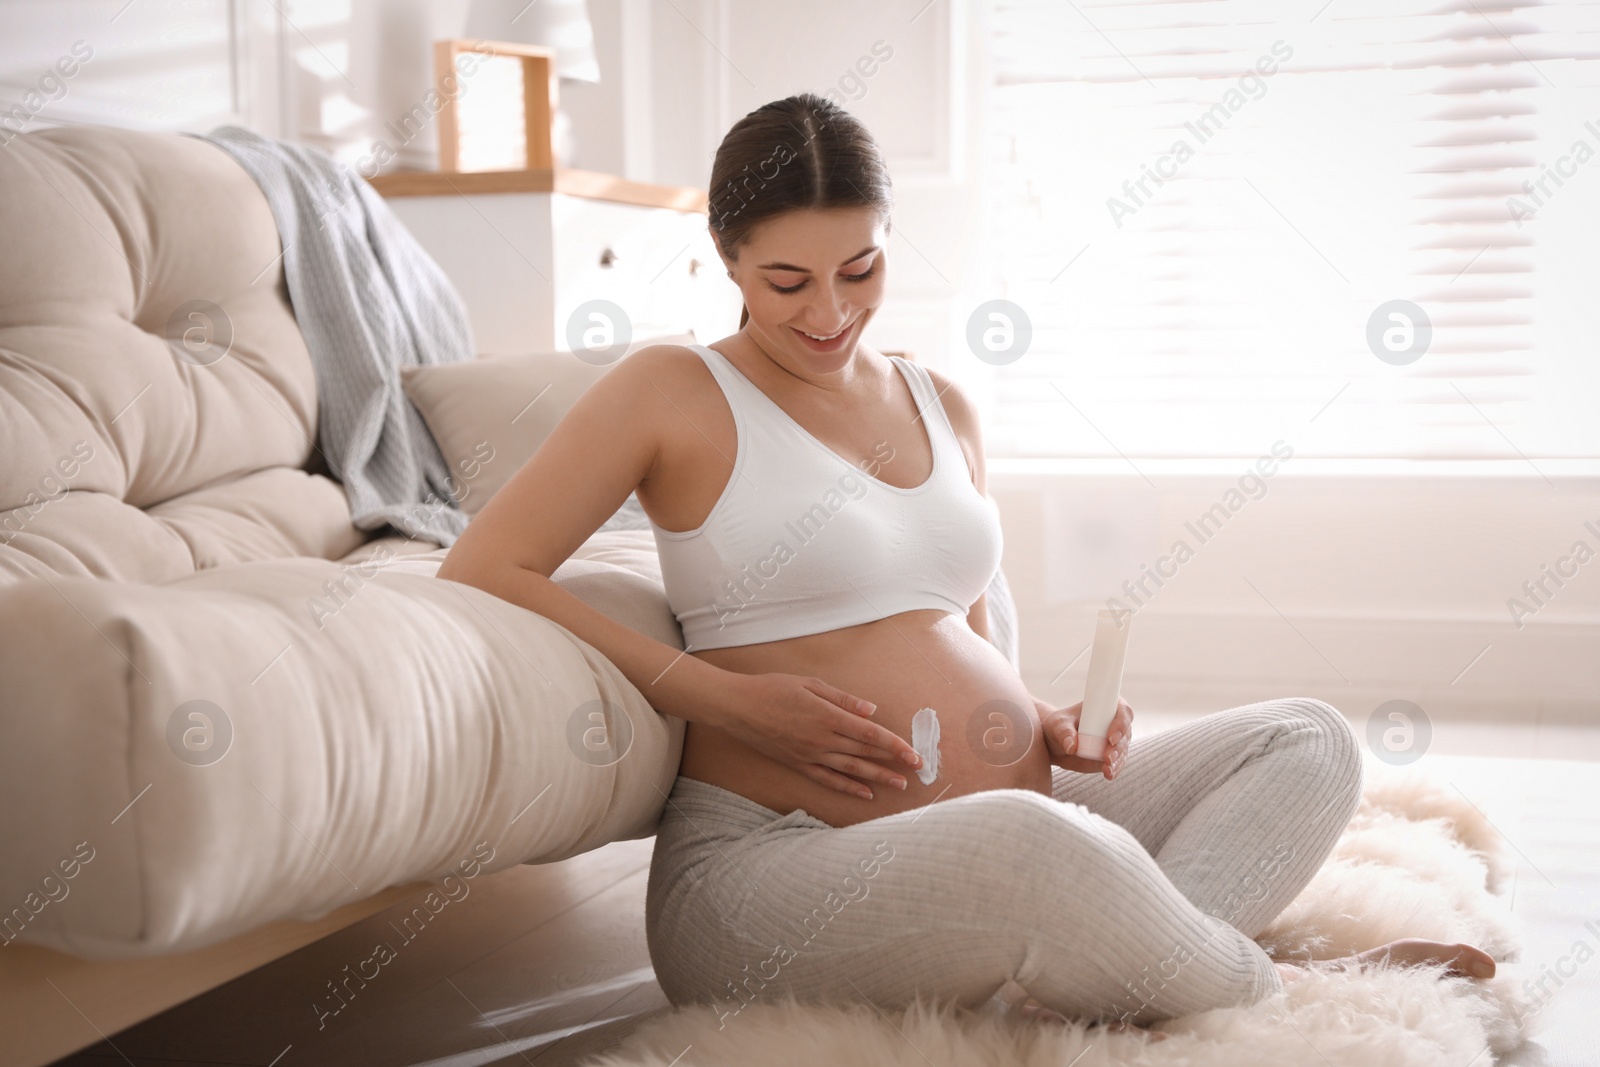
[1076,608,1131,761]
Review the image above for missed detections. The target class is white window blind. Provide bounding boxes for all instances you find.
[982,0,1600,461]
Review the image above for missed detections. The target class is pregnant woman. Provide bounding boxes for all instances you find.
[437,93,1495,1027]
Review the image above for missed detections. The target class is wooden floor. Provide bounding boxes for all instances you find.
[53,714,1600,1067]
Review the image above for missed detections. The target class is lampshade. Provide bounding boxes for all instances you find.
[465,0,601,83]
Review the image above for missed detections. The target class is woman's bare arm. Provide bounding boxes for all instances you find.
[436,346,737,725]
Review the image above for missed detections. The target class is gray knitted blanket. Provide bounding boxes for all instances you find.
[200,126,472,546]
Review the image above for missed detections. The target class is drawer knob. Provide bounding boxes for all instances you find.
[599,247,619,268]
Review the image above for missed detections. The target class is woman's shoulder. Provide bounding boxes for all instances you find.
[589,339,728,427]
[598,338,714,390]
[617,337,706,367]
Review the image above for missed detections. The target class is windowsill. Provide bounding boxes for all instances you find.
[986,457,1600,479]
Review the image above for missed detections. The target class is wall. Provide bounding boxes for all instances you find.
[0,0,287,137]
[994,466,1600,724]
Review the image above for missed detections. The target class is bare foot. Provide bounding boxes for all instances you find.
[1277,938,1496,983]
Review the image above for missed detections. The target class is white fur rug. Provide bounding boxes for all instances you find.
[584,762,1542,1066]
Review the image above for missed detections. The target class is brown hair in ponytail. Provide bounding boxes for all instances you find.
[707,93,894,329]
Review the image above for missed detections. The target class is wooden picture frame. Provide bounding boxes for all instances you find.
[433,38,557,173]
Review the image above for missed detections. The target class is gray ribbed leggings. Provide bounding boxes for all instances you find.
[644,698,1364,1026]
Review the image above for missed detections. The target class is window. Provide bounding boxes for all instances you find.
[982,0,1600,463]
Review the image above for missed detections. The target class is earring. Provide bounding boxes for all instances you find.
[726,270,733,279]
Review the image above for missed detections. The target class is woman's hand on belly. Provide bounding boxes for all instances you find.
[685,612,1058,826]
[1039,697,1136,780]
[712,671,925,799]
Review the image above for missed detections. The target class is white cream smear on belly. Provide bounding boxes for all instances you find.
[910,707,941,786]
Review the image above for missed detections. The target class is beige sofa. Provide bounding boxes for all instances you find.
[0,127,685,1063]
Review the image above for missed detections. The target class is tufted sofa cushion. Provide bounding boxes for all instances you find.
[0,126,371,586]
[0,126,688,959]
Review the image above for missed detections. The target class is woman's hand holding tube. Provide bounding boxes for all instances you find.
[712,671,923,800]
[1039,697,1135,780]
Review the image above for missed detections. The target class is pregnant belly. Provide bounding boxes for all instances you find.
[681,609,1055,828]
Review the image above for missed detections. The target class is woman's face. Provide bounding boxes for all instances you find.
[719,206,888,370]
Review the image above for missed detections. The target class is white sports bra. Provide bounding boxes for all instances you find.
[648,343,1004,651]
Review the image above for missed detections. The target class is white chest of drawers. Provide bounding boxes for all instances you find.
[371,168,742,356]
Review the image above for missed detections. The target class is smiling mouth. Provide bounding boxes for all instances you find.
[792,317,861,345]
